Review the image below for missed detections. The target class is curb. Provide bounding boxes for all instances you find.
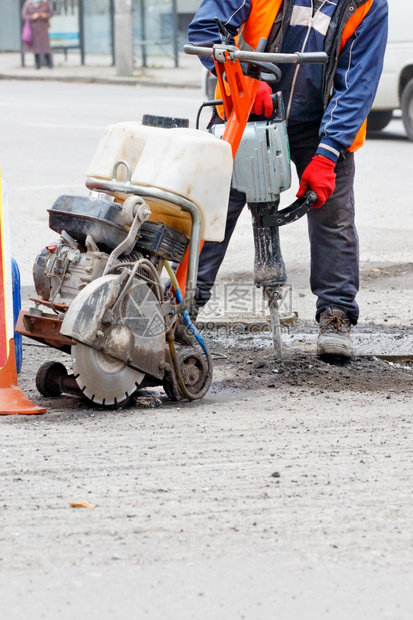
[0,72,201,89]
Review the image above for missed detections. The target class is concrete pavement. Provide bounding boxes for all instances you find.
[0,51,203,89]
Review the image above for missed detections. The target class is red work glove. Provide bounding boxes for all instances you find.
[252,82,273,118]
[297,155,336,208]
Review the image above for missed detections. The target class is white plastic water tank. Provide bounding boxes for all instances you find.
[86,122,233,242]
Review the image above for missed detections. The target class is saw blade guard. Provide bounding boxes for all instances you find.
[61,273,166,396]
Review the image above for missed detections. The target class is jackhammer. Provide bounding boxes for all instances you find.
[185,32,327,353]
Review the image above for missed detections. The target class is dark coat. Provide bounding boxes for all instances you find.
[22,1,53,55]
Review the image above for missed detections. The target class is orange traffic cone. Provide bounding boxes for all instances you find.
[0,167,45,415]
[0,340,45,415]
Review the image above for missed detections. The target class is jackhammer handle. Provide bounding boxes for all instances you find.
[261,191,318,227]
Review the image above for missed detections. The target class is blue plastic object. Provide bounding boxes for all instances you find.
[173,287,208,357]
[11,258,22,374]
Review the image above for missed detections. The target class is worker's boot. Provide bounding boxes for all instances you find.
[35,54,41,70]
[45,54,53,69]
[317,306,353,359]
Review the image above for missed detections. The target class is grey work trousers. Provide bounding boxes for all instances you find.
[195,121,359,324]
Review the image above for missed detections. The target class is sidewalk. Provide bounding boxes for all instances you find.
[0,51,203,89]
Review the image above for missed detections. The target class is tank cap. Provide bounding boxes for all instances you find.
[142,114,189,128]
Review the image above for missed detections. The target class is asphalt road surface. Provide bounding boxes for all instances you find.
[0,81,412,619]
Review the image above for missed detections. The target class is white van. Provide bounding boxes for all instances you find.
[368,1,413,140]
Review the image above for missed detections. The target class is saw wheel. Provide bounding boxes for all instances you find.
[72,342,145,407]
[163,346,212,401]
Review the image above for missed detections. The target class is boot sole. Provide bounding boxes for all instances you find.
[317,338,353,358]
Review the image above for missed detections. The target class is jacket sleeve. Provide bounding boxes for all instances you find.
[317,0,388,162]
[187,0,251,72]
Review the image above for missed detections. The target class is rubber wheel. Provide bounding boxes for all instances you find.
[401,78,413,141]
[163,347,212,402]
[162,367,180,402]
[176,347,212,400]
[36,361,68,397]
[367,110,393,132]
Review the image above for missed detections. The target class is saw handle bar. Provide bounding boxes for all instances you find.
[184,43,328,69]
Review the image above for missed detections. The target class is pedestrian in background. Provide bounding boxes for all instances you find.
[22,0,53,70]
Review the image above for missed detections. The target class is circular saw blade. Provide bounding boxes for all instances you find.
[72,343,145,406]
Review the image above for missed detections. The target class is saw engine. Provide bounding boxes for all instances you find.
[33,193,188,307]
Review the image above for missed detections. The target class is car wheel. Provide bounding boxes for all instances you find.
[401,77,413,141]
[367,110,393,132]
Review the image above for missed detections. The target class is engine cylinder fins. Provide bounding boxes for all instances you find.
[71,342,145,407]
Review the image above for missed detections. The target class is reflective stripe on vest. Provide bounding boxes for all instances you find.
[290,4,332,36]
